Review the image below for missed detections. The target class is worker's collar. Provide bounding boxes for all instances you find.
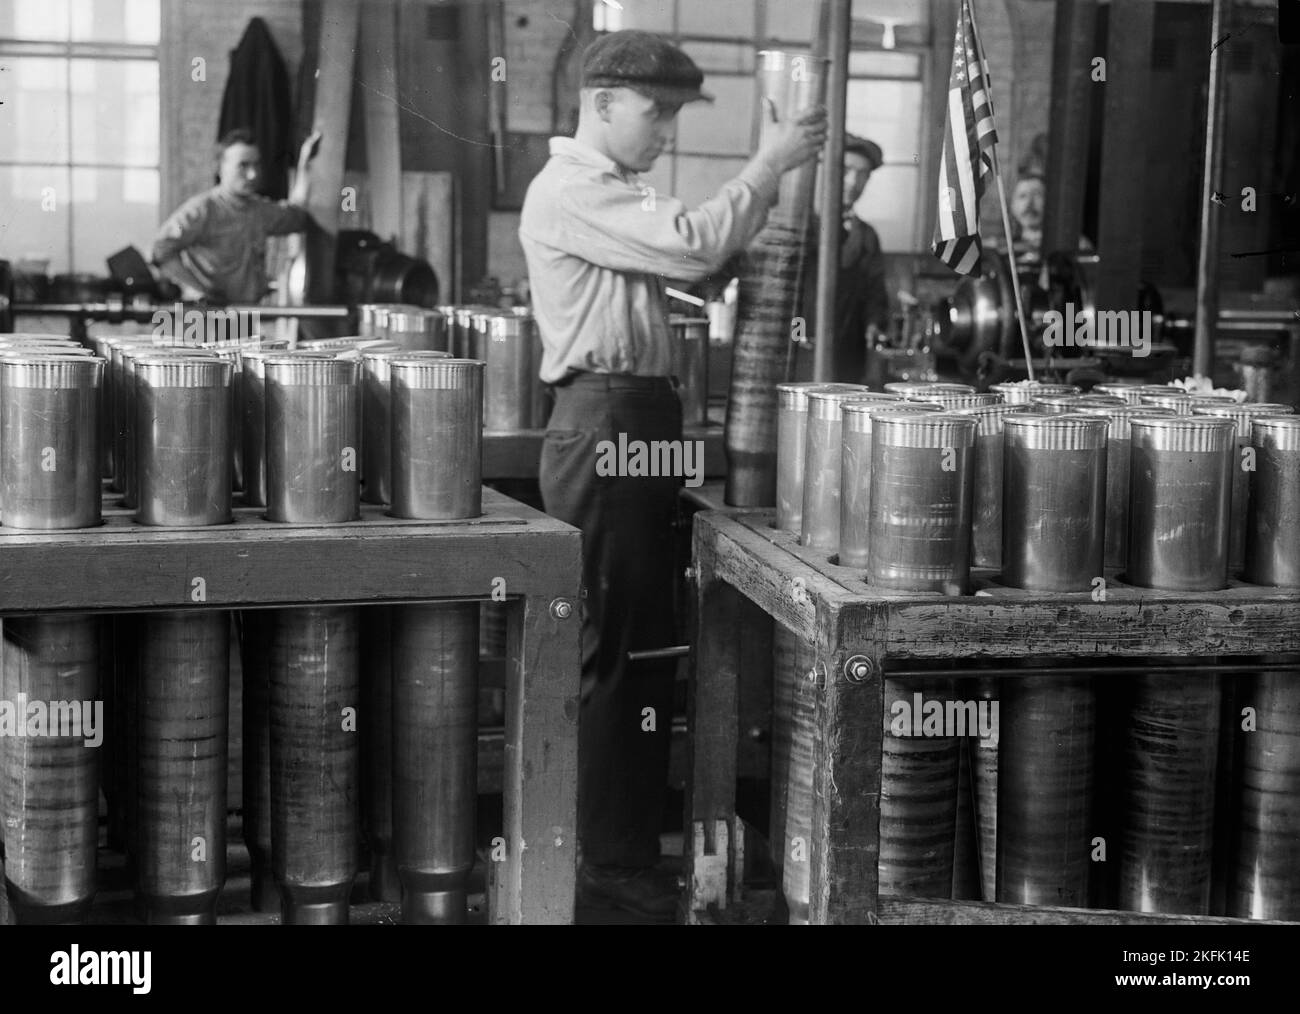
[550,136,636,182]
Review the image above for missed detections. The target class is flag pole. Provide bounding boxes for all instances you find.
[991,157,1038,383]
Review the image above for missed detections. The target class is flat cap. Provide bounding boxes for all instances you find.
[844,134,883,171]
[582,30,713,106]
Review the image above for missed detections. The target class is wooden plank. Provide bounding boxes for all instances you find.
[305,0,361,302]
[1042,0,1099,254]
[878,896,1297,926]
[358,0,403,243]
[495,586,580,924]
[683,532,743,920]
[1094,0,1155,312]
[808,626,884,925]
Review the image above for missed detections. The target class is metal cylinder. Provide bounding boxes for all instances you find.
[360,349,453,506]
[1119,671,1221,915]
[481,313,537,433]
[1229,667,1300,920]
[265,357,360,523]
[1191,403,1295,575]
[996,674,1094,908]
[799,387,870,553]
[238,610,278,912]
[136,610,229,925]
[361,605,400,902]
[385,308,448,352]
[1093,382,1145,404]
[1,614,99,923]
[884,381,976,398]
[964,403,1027,570]
[774,382,863,533]
[135,357,233,527]
[390,358,483,520]
[1244,415,1300,587]
[1127,416,1235,590]
[989,381,1079,405]
[1031,393,1094,414]
[906,391,1001,410]
[89,336,118,478]
[1001,414,1108,591]
[1075,405,1175,571]
[451,306,486,360]
[969,675,1000,902]
[391,602,478,924]
[880,677,960,897]
[779,631,818,924]
[270,606,360,925]
[867,412,976,594]
[723,50,827,506]
[0,356,102,529]
[1137,391,1195,415]
[670,315,709,428]
[838,399,938,568]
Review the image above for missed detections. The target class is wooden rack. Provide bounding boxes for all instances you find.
[0,487,582,925]
[685,508,1300,925]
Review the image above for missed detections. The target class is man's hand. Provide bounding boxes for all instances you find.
[290,131,322,207]
[757,103,828,176]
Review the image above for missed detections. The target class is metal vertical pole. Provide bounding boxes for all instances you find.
[813,0,852,383]
[1193,0,1231,379]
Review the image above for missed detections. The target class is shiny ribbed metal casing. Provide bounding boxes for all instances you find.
[1001,414,1108,591]
[838,399,939,569]
[989,381,1079,405]
[774,382,865,533]
[1073,405,1176,571]
[1244,415,1300,587]
[799,387,873,552]
[264,356,361,523]
[385,308,449,352]
[669,315,709,428]
[905,391,1001,410]
[390,358,483,519]
[1127,416,1235,590]
[961,402,1029,569]
[360,349,454,506]
[1192,403,1295,573]
[1093,382,1146,404]
[134,357,233,527]
[482,313,542,432]
[867,411,976,593]
[0,355,103,529]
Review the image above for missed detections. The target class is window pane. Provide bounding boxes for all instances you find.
[681,41,754,75]
[70,0,161,43]
[70,167,158,273]
[848,51,921,78]
[615,0,675,33]
[764,0,813,43]
[1,0,72,40]
[845,78,923,167]
[853,0,929,31]
[676,76,754,156]
[680,0,754,38]
[673,155,748,211]
[70,59,159,166]
[854,163,919,251]
[0,165,73,274]
[0,58,72,163]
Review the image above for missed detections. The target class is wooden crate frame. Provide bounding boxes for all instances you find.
[0,487,582,925]
[685,508,1300,926]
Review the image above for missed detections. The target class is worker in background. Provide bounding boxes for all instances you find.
[1008,171,1046,256]
[799,133,890,384]
[151,127,321,305]
[520,29,826,921]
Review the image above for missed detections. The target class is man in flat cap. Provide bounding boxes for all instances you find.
[800,133,891,383]
[521,29,826,920]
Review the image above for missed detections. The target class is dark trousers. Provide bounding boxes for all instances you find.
[539,373,682,869]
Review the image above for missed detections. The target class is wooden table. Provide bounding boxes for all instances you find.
[686,508,1300,925]
[0,487,581,925]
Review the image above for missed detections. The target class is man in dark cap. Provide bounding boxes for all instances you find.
[800,133,891,383]
[520,29,826,920]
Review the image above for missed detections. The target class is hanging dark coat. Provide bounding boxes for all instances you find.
[218,17,293,200]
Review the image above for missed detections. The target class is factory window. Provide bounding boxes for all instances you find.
[0,0,161,276]
[594,0,929,252]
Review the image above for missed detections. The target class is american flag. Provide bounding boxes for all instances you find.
[932,0,1000,275]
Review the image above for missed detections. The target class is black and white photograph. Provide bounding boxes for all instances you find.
[0,0,1297,995]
